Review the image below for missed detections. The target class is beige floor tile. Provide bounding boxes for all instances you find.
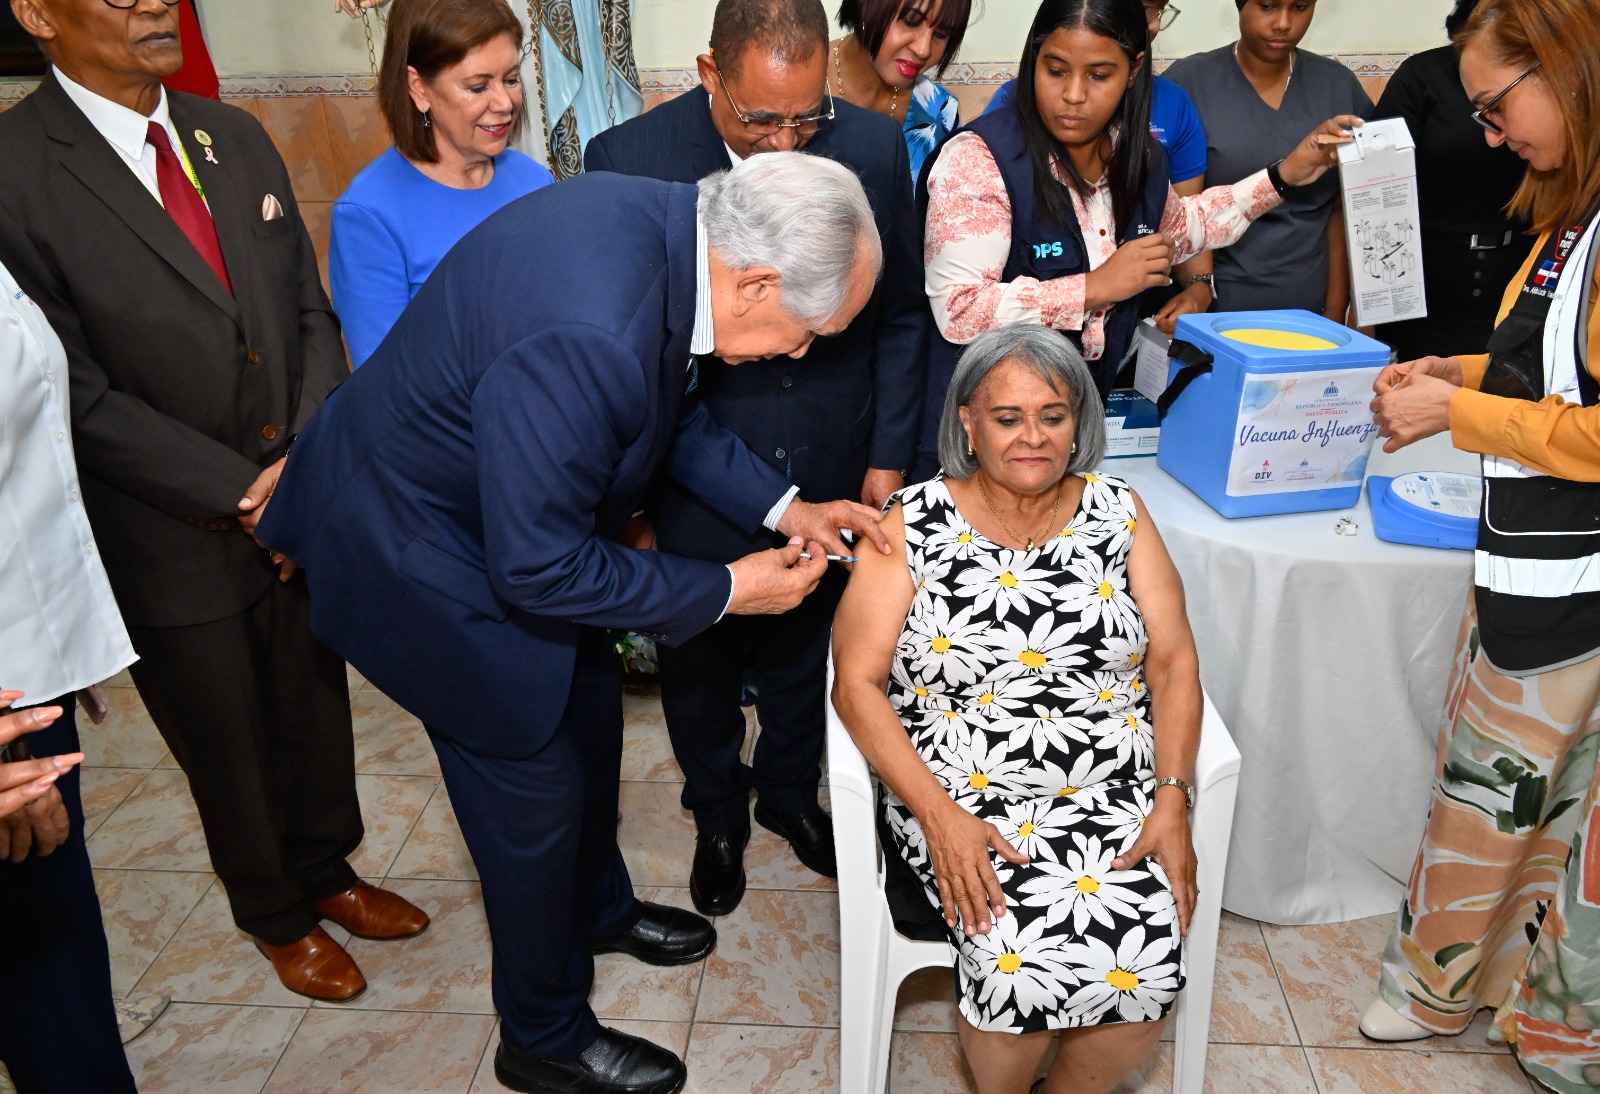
[345,663,367,693]
[125,1002,303,1092]
[1306,1046,1534,1093]
[80,767,150,838]
[683,1023,838,1093]
[889,1030,978,1093]
[467,1019,692,1093]
[1208,912,1300,1045]
[346,773,436,878]
[1261,913,1391,1049]
[893,966,961,1032]
[99,668,135,688]
[591,887,706,1023]
[621,691,684,783]
[389,782,478,881]
[617,780,698,889]
[329,878,494,1014]
[92,868,214,995]
[135,883,350,1007]
[350,689,440,777]
[80,686,167,768]
[1113,1042,1317,1093]
[262,1008,495,1093]
[696,889,840,1027]
[86,768,211,871]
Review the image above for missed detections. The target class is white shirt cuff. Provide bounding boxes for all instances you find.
[718,565,737,622]
[763,486,800,532]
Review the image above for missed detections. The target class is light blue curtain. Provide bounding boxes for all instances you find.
[522,0,642,178]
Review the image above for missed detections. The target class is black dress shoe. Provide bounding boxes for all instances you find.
[753,800,837,878]
[493,1028,687,1094]
[592,899,716,966]
[688,820,749,916]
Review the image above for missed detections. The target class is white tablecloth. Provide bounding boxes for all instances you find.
[1109,437,1477,924]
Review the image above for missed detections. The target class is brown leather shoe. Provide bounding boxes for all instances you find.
[255,926,366,1002]
[314,881,431,940]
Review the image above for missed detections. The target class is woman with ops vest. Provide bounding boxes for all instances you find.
[912,0,1358,479]
[1366,2,1600,1089]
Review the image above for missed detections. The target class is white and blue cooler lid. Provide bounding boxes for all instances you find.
[1368,471,1481,551]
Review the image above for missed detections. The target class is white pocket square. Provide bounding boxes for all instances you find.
[261,194,285,221]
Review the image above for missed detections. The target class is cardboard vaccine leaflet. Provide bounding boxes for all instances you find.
[1337,117,1427,326]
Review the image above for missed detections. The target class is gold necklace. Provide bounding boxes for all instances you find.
[1234,41,1295,100]
[975,474,1066,552]
[833,40,899,119]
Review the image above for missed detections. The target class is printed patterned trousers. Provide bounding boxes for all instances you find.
[1379,595,1600,1093]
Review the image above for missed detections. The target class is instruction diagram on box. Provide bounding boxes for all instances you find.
[1337,117,1428,325]
[1356,218,1418,286]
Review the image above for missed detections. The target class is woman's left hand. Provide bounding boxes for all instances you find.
[1113,796,1198,936]
[1279,115,1365,188]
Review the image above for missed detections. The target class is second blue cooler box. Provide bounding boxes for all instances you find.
[1157,310,1390,518]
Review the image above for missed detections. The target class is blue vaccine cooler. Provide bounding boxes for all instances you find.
[1156,310,1390,518]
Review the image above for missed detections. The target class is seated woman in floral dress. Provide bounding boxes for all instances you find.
[833,323,1204,1094]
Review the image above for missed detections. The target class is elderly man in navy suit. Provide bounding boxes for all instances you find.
[258,153,884,1094]
[584,0,925,918]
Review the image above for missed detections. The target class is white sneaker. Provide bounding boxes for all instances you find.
[1359,997,1434,1042]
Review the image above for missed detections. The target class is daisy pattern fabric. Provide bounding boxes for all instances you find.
[882,474,1185,1033]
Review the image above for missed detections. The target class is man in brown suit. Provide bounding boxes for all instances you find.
[0,0,428,1000]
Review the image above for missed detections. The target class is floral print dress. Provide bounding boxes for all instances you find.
[882,474,1185,1034]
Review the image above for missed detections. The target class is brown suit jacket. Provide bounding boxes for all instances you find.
[0,73,348,627]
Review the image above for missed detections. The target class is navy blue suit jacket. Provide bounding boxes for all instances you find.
[584,90,927,563]
[258,175,790,756]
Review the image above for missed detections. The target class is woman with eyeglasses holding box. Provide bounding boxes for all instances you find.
[1365,3,1600,1087]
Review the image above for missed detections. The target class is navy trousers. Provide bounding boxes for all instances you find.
[0,701,137,1093]
[428,627,641,1061]
[657,566,844,832]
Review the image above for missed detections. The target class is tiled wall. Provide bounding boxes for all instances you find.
[0,73,1392,289]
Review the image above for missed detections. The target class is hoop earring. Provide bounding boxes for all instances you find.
[1071,441,1078,455]
[421,109,431,128]
[966,439,974,457]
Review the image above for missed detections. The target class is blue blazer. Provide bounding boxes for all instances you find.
[258,174,790,756]
[584,90,927,563]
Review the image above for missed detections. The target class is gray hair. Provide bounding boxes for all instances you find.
[938,324,1106,478]
[697,152,883,327]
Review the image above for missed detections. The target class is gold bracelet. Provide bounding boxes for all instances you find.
[1154,776,1194,811]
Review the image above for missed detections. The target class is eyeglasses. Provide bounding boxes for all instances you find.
[1470,61,1540,134]
[101,0,180,7]
[1144,2,1180,31]
[714,65,835,137]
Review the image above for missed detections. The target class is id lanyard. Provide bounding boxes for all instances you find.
[170,129,208,204]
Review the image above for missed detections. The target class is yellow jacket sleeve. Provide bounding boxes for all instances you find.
[1446,232,1600,481]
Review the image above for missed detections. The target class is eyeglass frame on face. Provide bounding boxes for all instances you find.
[1471,60,1541,134]
[101,0,180,8]
[713,64,835,136]
[1143,1,1180,32]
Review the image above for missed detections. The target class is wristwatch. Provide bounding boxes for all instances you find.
[1184,274,1217,304]
[1154,775,1195,811]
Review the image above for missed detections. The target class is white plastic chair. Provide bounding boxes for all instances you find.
[827,658,1242,1094]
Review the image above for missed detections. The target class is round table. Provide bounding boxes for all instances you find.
[1108,436,1477,924]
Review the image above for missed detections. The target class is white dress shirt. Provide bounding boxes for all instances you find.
[0,261,136,700]
[692,207,799,530]
[54,65,194,207]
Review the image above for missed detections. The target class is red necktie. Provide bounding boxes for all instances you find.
[145,120,232,294]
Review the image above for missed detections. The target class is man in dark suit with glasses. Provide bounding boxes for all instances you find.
[585,0,926,918]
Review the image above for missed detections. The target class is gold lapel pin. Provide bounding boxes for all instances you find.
[193,129,213,147]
